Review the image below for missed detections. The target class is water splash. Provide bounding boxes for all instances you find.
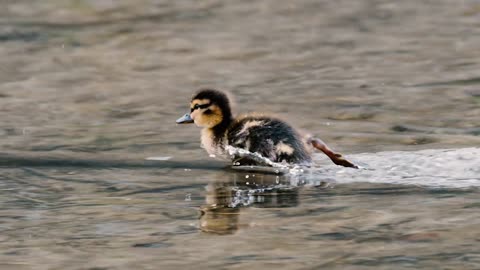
[226,146,480,189]
[225,145,287,168]
[225,145,314,178]
[308,147,480,189]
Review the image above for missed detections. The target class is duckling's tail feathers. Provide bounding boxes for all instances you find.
[308,137,358,168]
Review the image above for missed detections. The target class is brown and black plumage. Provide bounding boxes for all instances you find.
[176,89,357,168]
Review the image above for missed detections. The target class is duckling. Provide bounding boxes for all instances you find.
[176,89,357,168]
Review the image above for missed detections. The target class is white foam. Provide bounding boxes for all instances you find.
[226,146,480,189]
[225,145,288,169]
[307,147,480,189]
[145,156,172,161]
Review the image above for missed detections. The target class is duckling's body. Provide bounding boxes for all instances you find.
[227,115,311,164]
[177,89,356,168]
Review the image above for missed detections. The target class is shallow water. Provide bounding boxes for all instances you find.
[1,0,480,269]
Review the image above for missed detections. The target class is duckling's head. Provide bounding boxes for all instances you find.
[176,89,233,129]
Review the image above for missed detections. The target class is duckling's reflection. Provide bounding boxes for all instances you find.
[199,171,301,235]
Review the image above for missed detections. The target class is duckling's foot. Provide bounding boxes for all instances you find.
[308,137,358,168]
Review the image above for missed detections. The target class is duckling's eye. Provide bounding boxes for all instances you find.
[191,103,211,112]
[198,103,211,109]
[191,104,200,112]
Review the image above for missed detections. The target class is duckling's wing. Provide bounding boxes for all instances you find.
[228,117,311,164]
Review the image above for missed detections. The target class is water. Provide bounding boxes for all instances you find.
[1,0,480,269]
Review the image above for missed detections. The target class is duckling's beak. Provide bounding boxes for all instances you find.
[176,113,194,124]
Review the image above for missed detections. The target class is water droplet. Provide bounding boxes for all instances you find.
[245,175,249,179]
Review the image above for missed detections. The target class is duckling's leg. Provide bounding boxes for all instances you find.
[308,137,358,168]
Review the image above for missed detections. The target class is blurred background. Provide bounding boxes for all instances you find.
[1,1,480,269]
[1,0,479,157]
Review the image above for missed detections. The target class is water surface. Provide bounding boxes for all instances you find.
[1,0,480,269]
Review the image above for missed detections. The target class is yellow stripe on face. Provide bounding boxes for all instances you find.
[191,99,211,110]
[189,98,223,128]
